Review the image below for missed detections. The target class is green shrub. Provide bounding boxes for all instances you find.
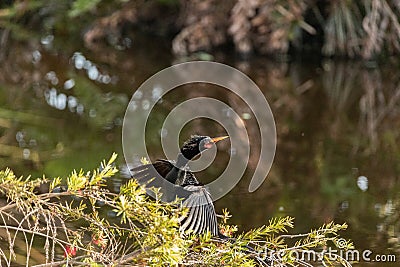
[0,154,353,266]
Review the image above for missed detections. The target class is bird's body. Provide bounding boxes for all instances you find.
[130,135,272,266]
[130,135,228,236]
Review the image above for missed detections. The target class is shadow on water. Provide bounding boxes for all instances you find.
[0,31,399,265]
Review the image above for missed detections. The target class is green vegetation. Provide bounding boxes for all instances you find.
[1,0,400,58]
[0,154,354,266]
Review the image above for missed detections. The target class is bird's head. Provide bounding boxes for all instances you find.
[180,135,229,161]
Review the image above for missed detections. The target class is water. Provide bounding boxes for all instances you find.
[0,31,399,266]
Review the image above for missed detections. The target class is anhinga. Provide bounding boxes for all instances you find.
[130,135,229,236]
[131,135,272,266]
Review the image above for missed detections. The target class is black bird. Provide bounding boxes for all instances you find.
[131,135,272,266]
[130,135,229,236]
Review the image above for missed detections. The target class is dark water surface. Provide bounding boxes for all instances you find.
[0,31,399,266]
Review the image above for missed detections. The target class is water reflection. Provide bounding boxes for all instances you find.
[72,52,115,84]
[0,33,399,265]
[357,176,368,192]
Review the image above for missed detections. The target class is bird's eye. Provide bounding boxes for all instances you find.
[202,138,214,149]
[203,142,213,149]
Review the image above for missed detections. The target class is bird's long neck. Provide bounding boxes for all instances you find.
[176,153,190,168]
[165,153,190,184]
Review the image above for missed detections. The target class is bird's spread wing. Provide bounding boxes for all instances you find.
[130,159,174,187]
[131,159,188,202]
[179,185,219,236]
[131,161,219,236]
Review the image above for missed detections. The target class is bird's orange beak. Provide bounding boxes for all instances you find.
[211,136,229,143]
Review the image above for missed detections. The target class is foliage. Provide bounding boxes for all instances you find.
[228,0,314,55]
[0,154,354,266]
[69,0,103,17]
[2,0,400,58]
[323,0,400,58]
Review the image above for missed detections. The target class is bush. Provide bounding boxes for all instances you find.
[0,154,353,266]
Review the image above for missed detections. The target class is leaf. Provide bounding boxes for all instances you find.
[69,0,102,17]
[50,177,62,192]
